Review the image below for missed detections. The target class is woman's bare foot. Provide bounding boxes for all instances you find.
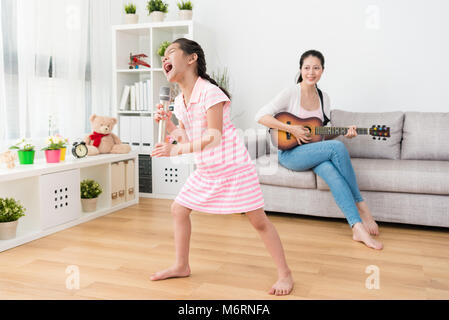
[150,264,191,281]
[268,271,294,296]
[352,223,383,250]
[356,202,379,236]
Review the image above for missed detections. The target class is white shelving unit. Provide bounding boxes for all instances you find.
[0,152,139,252]
[112,21,196,200]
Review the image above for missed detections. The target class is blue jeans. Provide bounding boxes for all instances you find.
[278,140,363,227]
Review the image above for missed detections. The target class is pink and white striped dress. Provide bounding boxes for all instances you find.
[172,77,265,214]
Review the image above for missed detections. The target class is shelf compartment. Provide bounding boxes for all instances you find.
[40,169,81,230]
[80,164,111,214]
[0,176,41,238]
[115,28,151,70]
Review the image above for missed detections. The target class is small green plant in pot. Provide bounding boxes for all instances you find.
[124,3,139,24]
[9,139,35,165]
[0,197,26,240]
[147,0,168,22]
[80,179,102,212]
[177,1,193,20]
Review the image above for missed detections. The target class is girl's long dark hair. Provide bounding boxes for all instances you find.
[173,38,231,99]
[296,50,325,84]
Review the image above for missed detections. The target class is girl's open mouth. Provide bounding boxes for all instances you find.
[164,62,173,73]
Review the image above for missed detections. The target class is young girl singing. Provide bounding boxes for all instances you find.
[150,38,294,296]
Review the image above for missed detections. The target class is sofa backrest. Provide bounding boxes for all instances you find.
[401,112,449,160]
[331,110,404,159]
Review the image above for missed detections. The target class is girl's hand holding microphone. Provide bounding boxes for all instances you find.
[151,104,174,157]
[154,103,172,124]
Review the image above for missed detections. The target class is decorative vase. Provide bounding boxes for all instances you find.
[45,149,61,163]
[150,11,165,22]
[0,220,19,240]
[81,198,98,213]
[60,147,67,161]
[125,13,139,24]
[17,150,35,165]
[178,10,192,20]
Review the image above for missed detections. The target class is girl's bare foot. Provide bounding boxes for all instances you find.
[352,223,383,250]
[356,202,379,236]
[268,271,294,296]
[150,265,191,281]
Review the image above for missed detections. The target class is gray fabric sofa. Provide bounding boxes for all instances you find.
[245,110,449,228]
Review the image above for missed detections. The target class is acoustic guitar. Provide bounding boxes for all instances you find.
[269,112,391,151]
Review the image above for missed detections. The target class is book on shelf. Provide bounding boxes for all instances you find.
[135,82,140,111]
[146,79,151,111]
[140,81,144,111]
[130,85,136,111]
[119,85,130,110]
[143,81,147,111]
[120,81,151,112]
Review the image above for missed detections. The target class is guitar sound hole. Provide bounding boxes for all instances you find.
[304,126,312,136]
[286,121,291,140]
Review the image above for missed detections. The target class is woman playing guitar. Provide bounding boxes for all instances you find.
[255,50,382,250]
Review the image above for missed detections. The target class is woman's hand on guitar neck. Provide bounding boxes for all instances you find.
[290,125,312,145]
[344,125,357,139]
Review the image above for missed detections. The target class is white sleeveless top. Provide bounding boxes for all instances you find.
[255,84,330,126]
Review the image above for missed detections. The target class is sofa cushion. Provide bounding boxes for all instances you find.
[256,154,316,189]
[401,112,449,160]
[316,158,449,196]
[331,110,404,159]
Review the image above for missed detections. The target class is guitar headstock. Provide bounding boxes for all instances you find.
[369,125,390,141]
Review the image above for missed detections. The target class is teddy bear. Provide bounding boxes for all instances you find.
[0,150,18,169]
[84,114,131,156]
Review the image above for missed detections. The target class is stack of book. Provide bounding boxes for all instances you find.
[119,80,151,111]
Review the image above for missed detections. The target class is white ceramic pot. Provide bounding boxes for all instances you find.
[0,220,19,240]
[81,198,98,213]
[178,10,193,20]
[150,11,165,22]
[125,13,139,24]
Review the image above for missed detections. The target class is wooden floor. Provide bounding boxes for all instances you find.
[0,198,448,300]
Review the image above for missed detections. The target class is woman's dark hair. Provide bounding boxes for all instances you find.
[173,38,231,99]
[296,50,325,84]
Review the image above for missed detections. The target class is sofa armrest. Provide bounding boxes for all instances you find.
[244,131,267,160]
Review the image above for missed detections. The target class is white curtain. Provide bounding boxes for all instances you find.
[0,3,6,143]
[0,0,113,152]
[89,0,112,117]
[17,0,89,142]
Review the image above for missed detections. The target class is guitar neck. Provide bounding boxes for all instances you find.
[315,127,369,136]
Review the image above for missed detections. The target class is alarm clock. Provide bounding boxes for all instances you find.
[72,141,88,158]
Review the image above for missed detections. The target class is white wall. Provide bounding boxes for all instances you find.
[111,0,449,130]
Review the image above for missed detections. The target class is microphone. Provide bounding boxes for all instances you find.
[158,86,171,144]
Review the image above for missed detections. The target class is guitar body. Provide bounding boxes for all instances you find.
[268,112,390,151]
[269,112,325,151]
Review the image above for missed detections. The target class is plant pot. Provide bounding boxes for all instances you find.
[17,150,35,165]
[60,147,67,161]
[45,149,61,163]
[125,13,139,24]
[178,10,192,20]
[81,198,98,213]
[150,11,165,22]
[0,220,19,240]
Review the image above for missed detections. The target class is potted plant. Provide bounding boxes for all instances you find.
[57,135,69,161]
[0,197,26,240]
[147,0,168,22]
[124,3,138,24]
[80,179,102,212]
[157,41,171,58]
[41,135,67,163]
[211,67,230,93]
[177,1,193,20]
[9,139,35,165]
